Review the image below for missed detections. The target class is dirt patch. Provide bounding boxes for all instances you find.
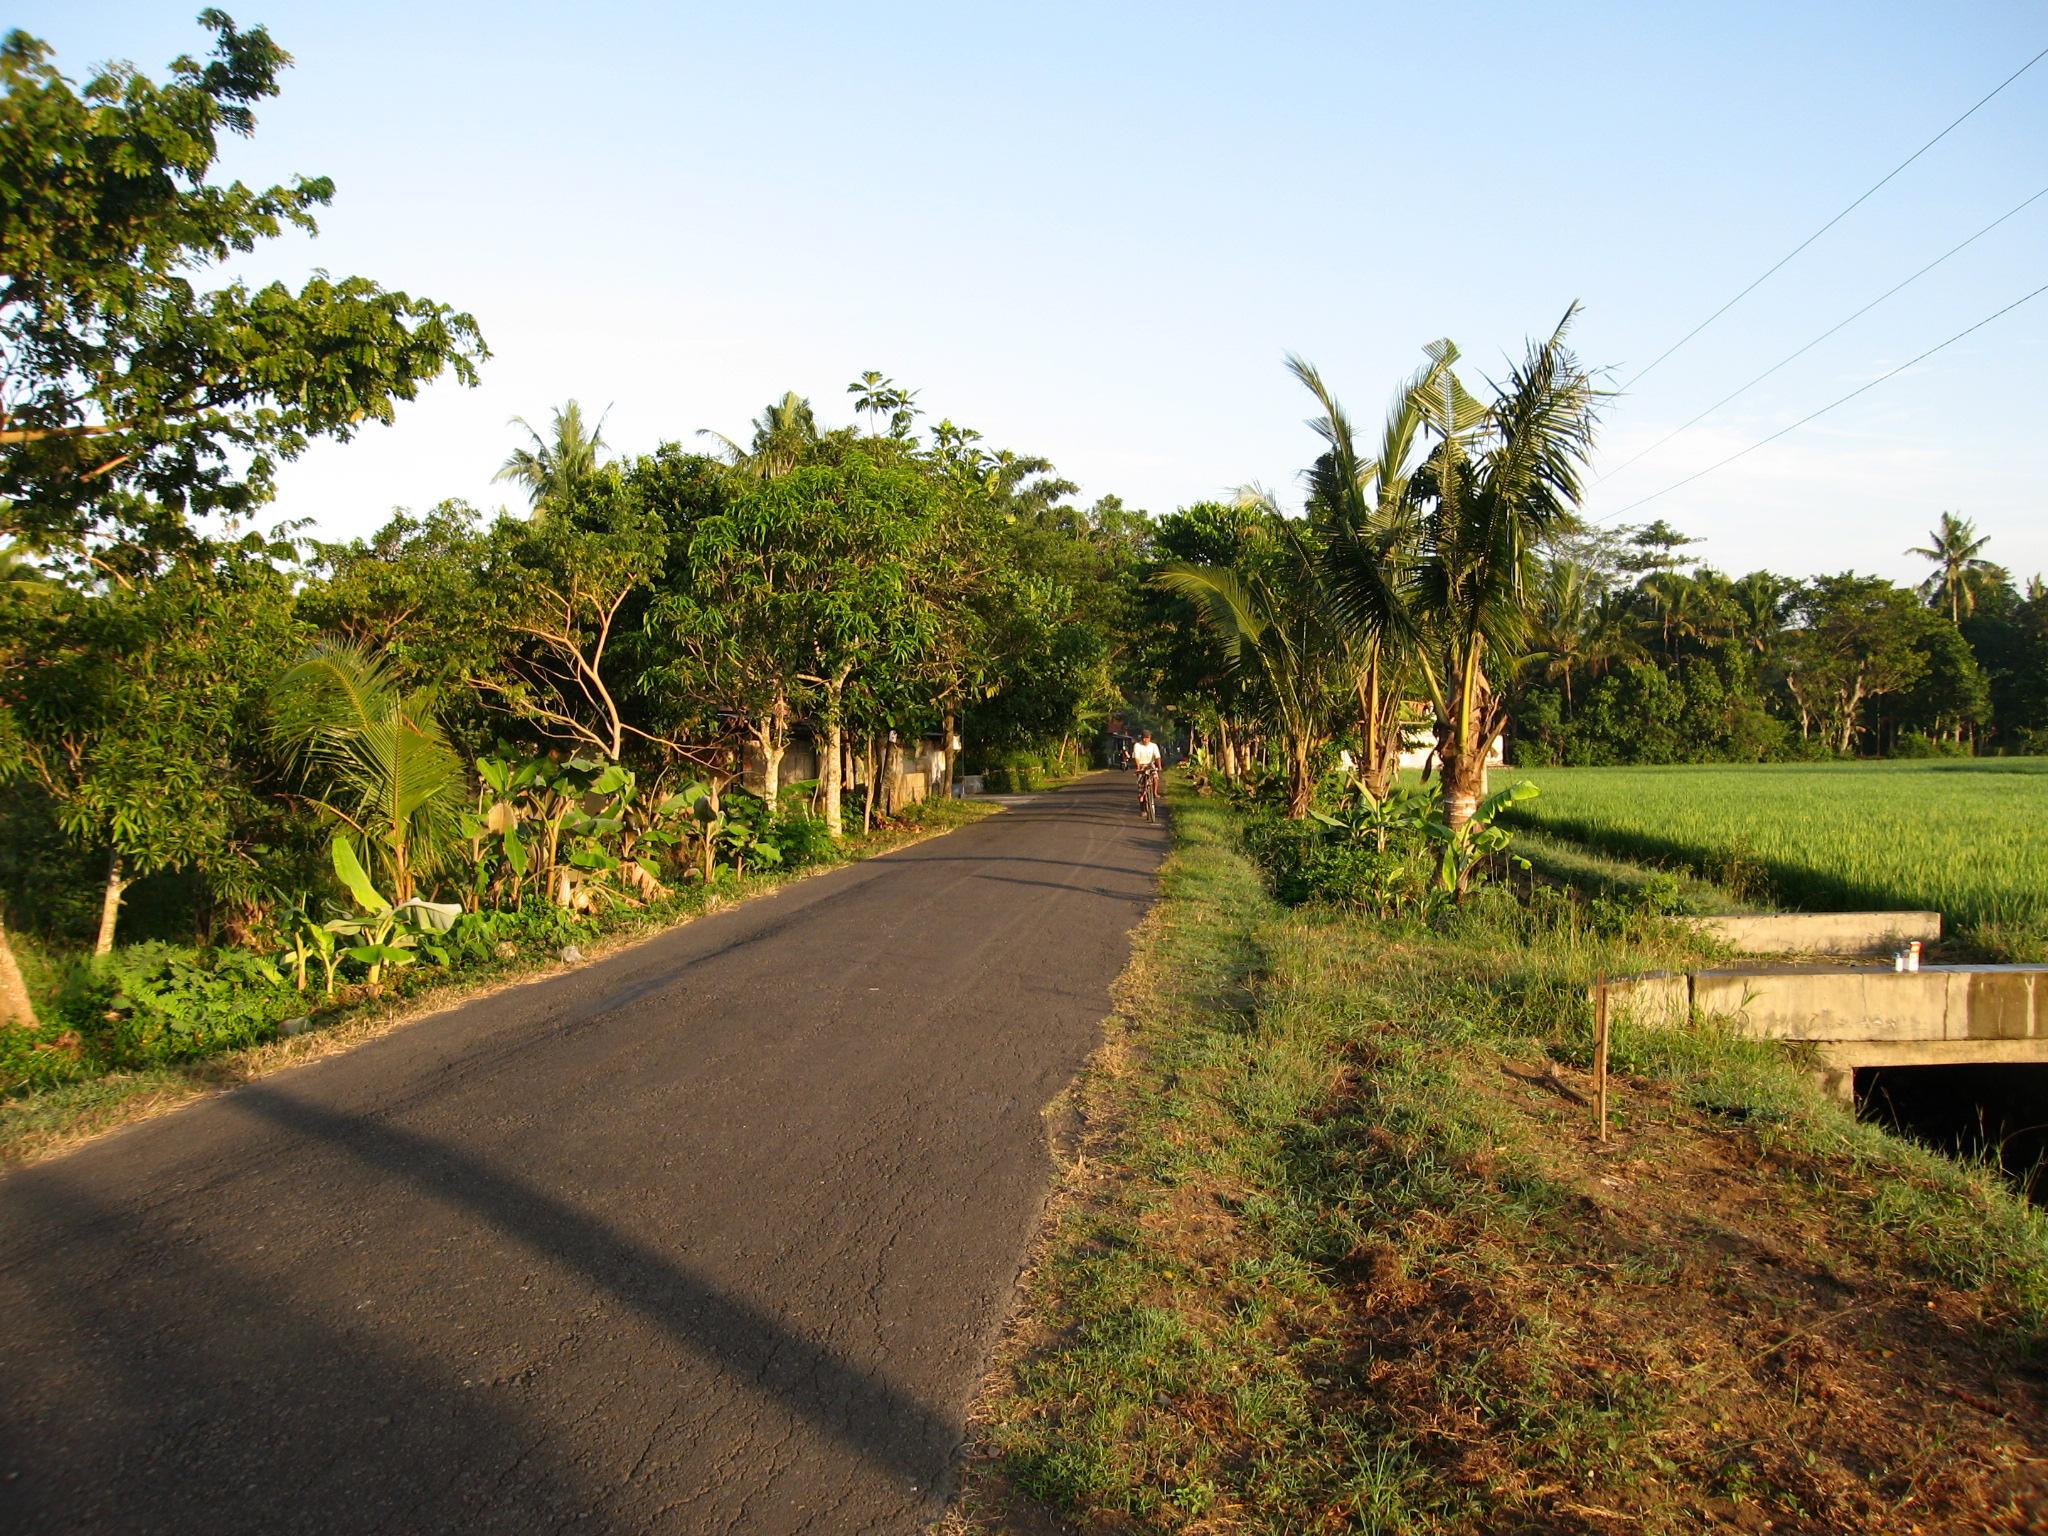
[1324,1058,2048,1533]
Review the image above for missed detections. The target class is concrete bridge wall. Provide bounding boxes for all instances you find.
[1602,965,2048,1100]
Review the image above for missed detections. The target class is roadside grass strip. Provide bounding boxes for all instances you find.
[964,780,2048,1534]
[1503,760,2048,962]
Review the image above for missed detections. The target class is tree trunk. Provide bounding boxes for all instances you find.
[941,708,957,801]
[1284,736,1315,818]
[862,735,878,834]
[821,713,845,838]
[1441,654,1490,833]
[751,712,786,806]
[1440,746,1488,832]
[0,914,38,1029]
[94,849,128,958]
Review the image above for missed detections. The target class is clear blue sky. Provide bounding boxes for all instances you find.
[25,2,2048,585]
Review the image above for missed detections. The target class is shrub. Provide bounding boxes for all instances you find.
[1890,731,1970,759]
[769,813,836,869]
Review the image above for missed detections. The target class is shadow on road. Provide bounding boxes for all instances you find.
[3,1170,622,1535]
[228,1087,955,1482]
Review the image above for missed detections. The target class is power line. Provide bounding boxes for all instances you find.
[1596,277,2048,520]
[1620,40,2048,391]
[1598,179,2048,483]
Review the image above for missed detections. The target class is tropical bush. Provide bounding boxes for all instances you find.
[1241,781,1535,917]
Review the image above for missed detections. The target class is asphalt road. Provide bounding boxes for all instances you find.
[0,774,1167,1535]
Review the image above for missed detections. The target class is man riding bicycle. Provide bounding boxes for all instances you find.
[1131,729,1162,818]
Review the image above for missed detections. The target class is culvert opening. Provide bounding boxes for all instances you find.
[1857,1062,2048,1204]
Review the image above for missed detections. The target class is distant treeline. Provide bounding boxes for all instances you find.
[1507,515,2046,765]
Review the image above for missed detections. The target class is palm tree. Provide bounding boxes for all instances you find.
[700,391,820,479]
[1907,512,1996,625]
[1727,570,1793,658]
[270,640,467,904]
[1409,308,1602,830]
[1525,559,1595,707]
[1288,351,1445,799]
[1638,570,1713,659]
[846,371,920,438]
[495,400,609,518]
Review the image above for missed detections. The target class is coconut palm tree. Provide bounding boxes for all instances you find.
[1409,308,1602,830]
[1287,350,1446,798]
[269,639,467,904]
[495,400,609,518]
[1907,512,1997,625]
[700,391,820,480]
[1727,569,1794,658]
[1525,559,1596,707]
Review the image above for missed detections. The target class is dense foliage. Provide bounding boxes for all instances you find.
[1511,514,2046,765]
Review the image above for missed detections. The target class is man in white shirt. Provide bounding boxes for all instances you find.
[1130,729,1162,815]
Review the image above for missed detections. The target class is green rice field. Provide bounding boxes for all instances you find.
[1501,759,2048,960]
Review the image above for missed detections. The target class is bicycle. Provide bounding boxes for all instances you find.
[1135,763,1161,821]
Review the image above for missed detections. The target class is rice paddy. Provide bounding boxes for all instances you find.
[1501,759,2048,960]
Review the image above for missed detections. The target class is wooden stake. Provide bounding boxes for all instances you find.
[1593,973,1611,1144]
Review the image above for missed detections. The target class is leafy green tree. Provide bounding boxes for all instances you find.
[0,13,486,547]
[483,466,688,765]
[0,537,305,951]
[846,372,921,439]
[1159,530,1347,818]
[1131,502,1271,774]
[1889,618,1991,748]
[1781,575,1931,754]
[494,401,609,520]
[645,450,947,813]
[297,502,496,701]
[1963,576,2048,751]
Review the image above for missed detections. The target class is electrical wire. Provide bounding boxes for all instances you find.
[1596,277,2048,519]
[1620,41,2048,391]
[1598,179,2048,484]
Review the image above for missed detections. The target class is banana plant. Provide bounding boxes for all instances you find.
[276,900,342,999]
[1309,783,1436,854]
[713,791,782,879]
[328,837,462,991]
[1427,779,1539,898]
[462,752,544,909]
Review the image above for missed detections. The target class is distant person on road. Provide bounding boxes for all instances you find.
[1131,730,1162,815]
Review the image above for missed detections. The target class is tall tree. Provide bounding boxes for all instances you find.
[1289,350,1440,799]
[0,537,305,952]
[846,372,920,439]
[701,392,822,481]
[1158,528,1346,818]
[1409,310,1602,829]
[494,401,608,519]
[1907,512,1997,626]
[1781,575,1931,754]
[0,14,485,549]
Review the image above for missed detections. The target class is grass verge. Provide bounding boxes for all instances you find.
[959,780,2048,1534]
[0,796,1000,1169]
